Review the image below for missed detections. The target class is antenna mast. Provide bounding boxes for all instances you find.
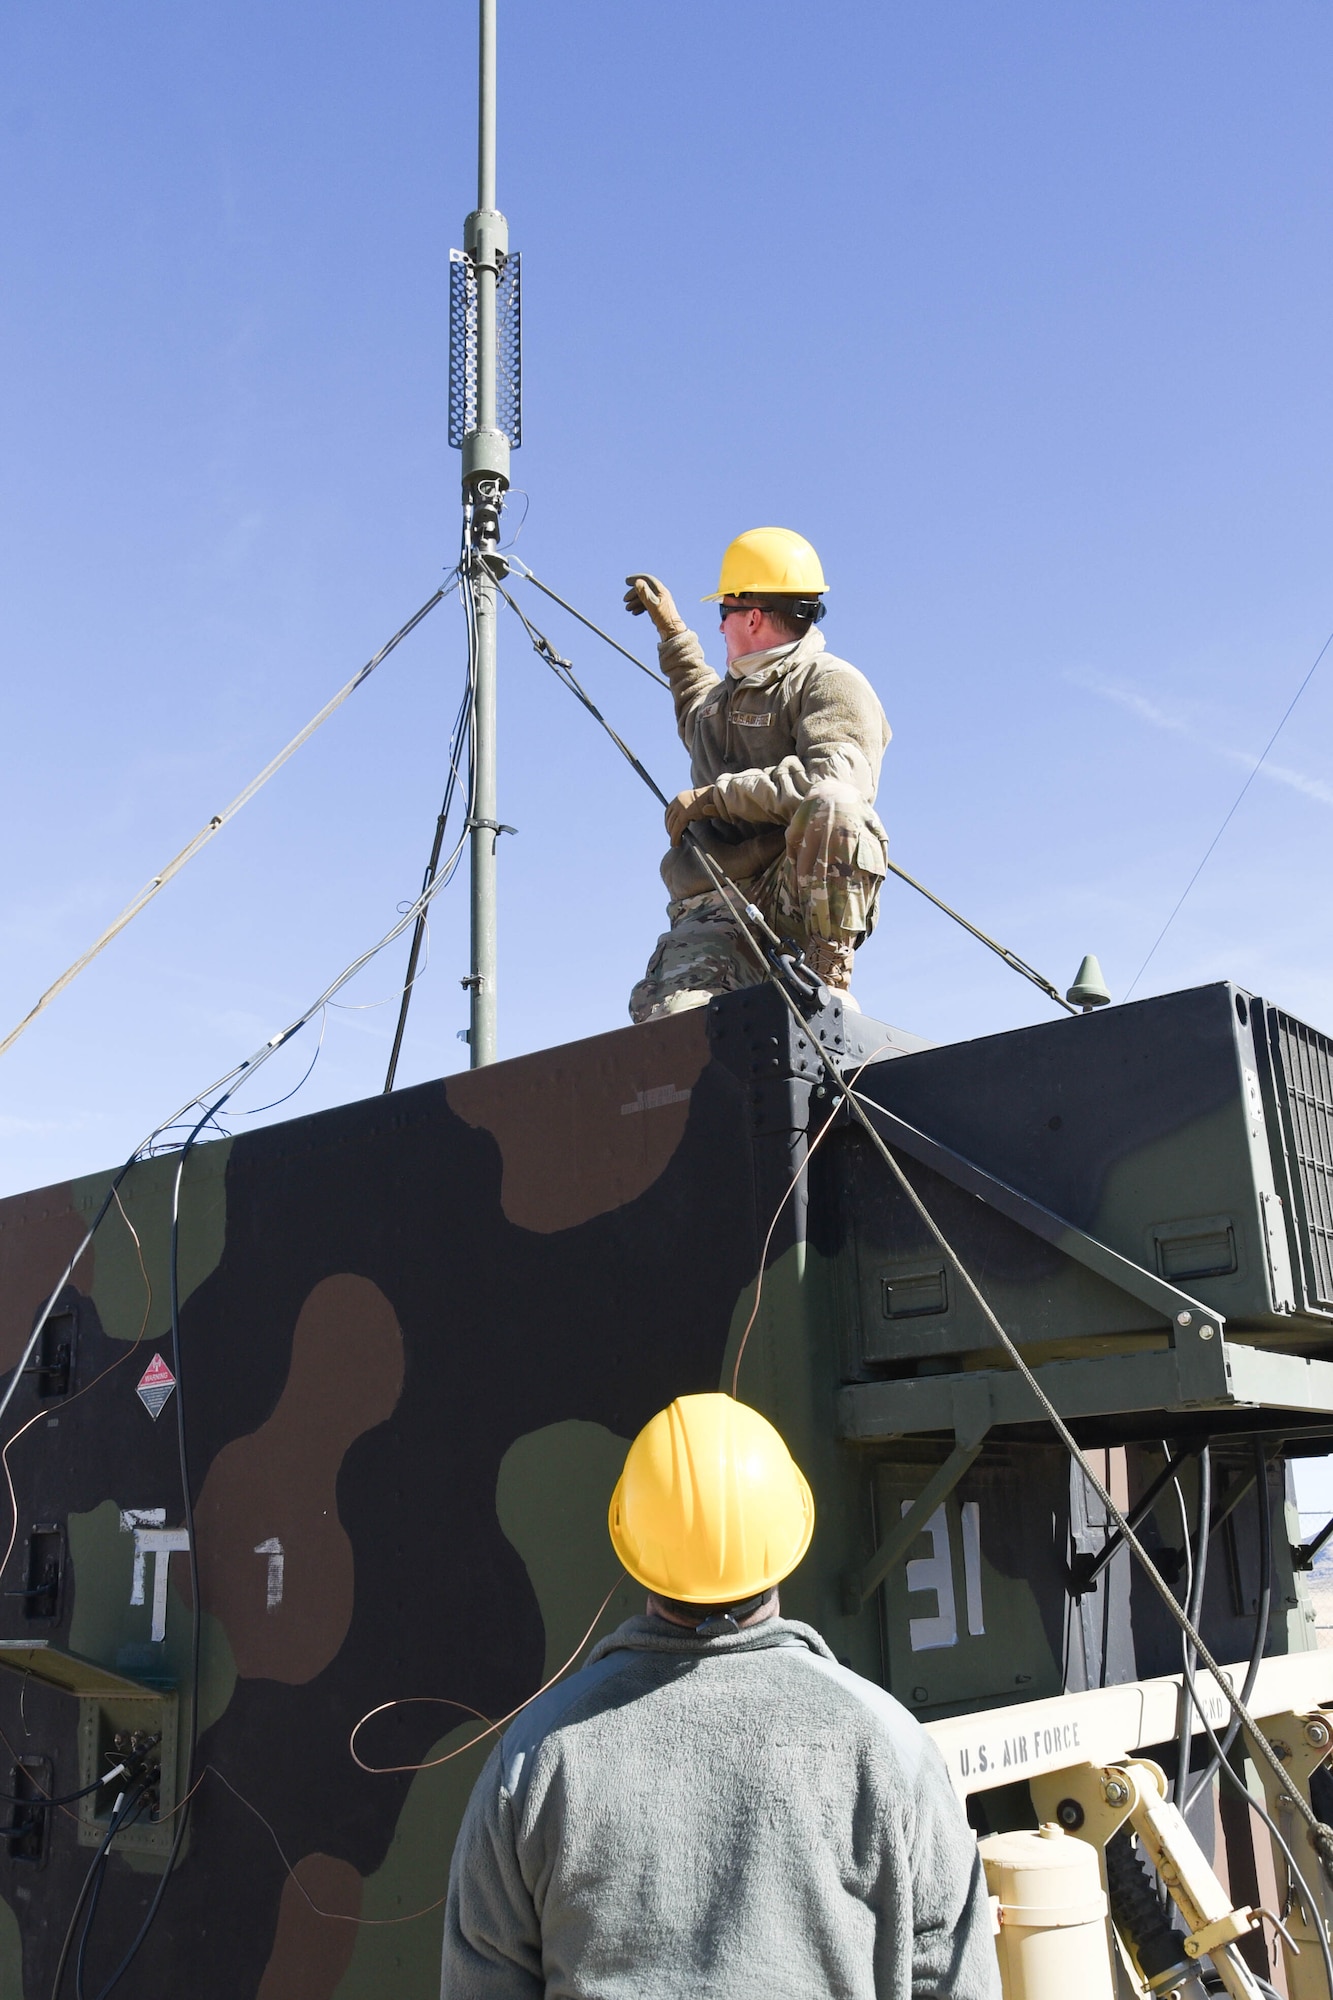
[454,0,519,1067]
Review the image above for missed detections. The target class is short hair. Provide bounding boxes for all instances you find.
[734,593,827,640]
[653,1586,776,1623]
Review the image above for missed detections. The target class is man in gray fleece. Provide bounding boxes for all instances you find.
[441,1397,998,1999]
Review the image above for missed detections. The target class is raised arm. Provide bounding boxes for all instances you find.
[624,576,721,746]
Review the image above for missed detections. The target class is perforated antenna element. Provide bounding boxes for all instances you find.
[449,249,522,449]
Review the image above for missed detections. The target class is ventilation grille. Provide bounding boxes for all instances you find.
[448,249,522,450]
[1272,1011,1333,1308]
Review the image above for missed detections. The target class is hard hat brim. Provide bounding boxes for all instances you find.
[700,587,830,603]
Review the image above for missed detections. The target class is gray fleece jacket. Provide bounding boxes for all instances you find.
[440,1615,998,2000]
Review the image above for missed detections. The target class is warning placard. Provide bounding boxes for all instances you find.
[136,1353,177,1422]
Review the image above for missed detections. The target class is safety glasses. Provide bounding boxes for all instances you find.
[718,601,761,620]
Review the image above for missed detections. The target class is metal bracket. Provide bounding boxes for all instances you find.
[837,1336,1333,1443]
[465,817,517,856]
[0,1642,168,1699]
[1069,1443,1203,1595]
[1029,1759,1136,1850]
[1293,1512,1333,1572]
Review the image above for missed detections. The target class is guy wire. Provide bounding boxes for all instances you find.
[385,531,481,1089]
[1177,1642,1333,2000]
[0,657,492,1457]
[837,1045,1333,1876]
[234,1007,328,1117]
[1125,620,1333,1001]
[882,858,1076,1014]
[2,674,497,1981]
[0,577,456,1064]
[499,566,1333,1888]
[0,859,452,1464]
[496,576,1075,1017]
[495,580,672,808]
[504,555,669,688]
[730,1040,894,1398]
[0,559,490,1450]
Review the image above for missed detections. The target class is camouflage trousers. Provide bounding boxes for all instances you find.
[629,783,888,1024]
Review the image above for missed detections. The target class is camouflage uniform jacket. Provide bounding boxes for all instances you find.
[658,625,891,899]
[440,1613,998,2000]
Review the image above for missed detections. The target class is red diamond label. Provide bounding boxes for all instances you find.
[136,1354,176,1421]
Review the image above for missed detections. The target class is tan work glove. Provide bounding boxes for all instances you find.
[665,786,719,845]
[624,574,687,639]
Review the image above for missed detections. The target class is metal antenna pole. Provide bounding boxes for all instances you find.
[462,0,508,1066]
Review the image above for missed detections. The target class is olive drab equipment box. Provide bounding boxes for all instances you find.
[0,978,1332,1995]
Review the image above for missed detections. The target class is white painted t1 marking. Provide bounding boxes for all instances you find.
[126,1527,190,1643]
[254,1538,284,1610]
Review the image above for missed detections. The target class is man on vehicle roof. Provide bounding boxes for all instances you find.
[623,527,891,1020]
[441,1393,998,2000]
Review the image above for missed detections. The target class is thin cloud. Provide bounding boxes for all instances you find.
[1068,669,1333,808]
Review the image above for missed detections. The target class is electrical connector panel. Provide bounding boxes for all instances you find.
[76,1700,176,1860]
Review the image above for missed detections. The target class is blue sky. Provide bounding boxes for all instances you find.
[2,0,1331,1313]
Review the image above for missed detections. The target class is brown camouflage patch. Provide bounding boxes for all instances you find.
[446,1013,709,1231]
[194,1274,404,1682]
[256,1852,363,1999]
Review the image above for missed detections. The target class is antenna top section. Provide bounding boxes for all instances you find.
[453,1,519,505]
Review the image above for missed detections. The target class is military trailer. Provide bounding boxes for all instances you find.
[2,977,1333,1995]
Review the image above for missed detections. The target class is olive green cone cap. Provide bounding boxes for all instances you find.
[1066,954,1111,1010]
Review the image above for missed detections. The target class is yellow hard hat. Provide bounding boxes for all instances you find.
[608,1393,815,1603]
[701,526,828,602]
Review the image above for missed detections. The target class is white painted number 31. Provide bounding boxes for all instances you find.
[900,1500,985,1653]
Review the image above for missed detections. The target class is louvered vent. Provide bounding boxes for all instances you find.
[1271,1011,1333,1308]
